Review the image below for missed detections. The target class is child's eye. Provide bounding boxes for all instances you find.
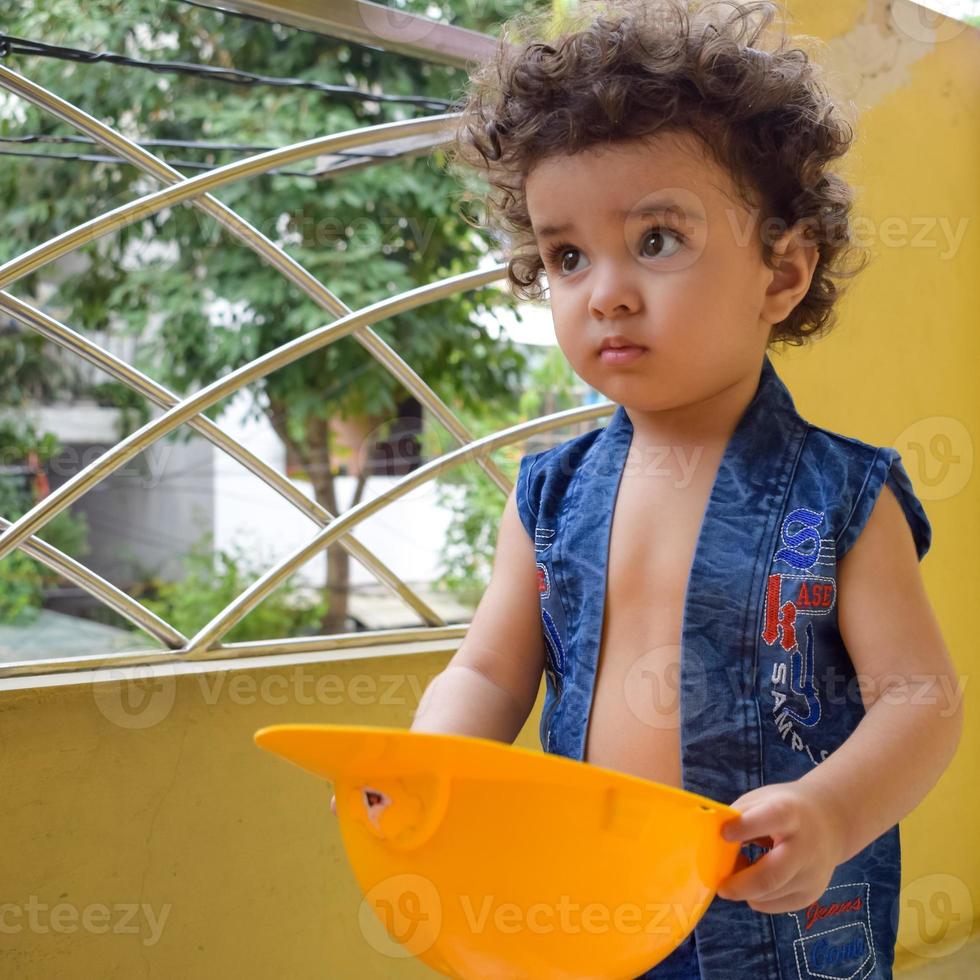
[543,224,686,277]
[543,242,584,276]
[640,225,685,260]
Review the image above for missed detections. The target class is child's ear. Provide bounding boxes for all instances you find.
[760,220,820,326]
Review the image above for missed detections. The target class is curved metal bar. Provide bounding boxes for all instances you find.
[0,624,470,680]
[0,65,512,498]
[0,517,187,648]
[195,0,497,70]
[184,403,616,653]
[0,290,445,627]
[0,109,457,291]
[0,404,611,679]
[0,266,506,563]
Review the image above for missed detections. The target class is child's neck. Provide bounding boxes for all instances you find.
[623,359,764,453]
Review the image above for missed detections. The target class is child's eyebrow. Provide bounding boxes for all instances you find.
[533,203,707,240]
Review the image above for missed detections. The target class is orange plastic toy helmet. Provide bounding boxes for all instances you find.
[255,723,741,979]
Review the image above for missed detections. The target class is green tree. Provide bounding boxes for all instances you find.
[436,344,585,601]
[0,0,540,634]
[0,412,90,624]
[141,533,328,643]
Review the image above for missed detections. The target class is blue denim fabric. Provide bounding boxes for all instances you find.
[516,355,931,980]
[634,931,702,979]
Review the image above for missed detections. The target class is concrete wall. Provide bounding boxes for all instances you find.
[0,642,547,978]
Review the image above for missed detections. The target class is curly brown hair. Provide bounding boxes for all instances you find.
[447,0,870,348]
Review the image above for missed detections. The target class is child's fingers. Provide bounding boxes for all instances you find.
[716,841,798,903]
[330,793,337,815]
[722,799,799,843]
[745,889,813,915]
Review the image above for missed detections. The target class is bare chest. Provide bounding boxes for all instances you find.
[582,447,721,787]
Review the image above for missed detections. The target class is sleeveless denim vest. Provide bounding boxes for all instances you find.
[515,354,932,980]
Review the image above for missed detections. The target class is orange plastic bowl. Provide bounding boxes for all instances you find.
[255,723,741,980]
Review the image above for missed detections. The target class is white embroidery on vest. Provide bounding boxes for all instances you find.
[787,882,876,980]
[763,507,835,763]
[534,527,556,556]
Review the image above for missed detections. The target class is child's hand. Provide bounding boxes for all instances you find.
[715,782,846,915]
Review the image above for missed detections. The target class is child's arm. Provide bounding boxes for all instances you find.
[330,486,544,816]
[409,485,546,743]
[717,483,964,914]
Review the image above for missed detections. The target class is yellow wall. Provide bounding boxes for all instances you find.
[0,645,538,978]
[1,1,976,978]
[779,0,979,971]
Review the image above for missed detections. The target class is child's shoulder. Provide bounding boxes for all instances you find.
[801,416,888,458]
[515,408,931,561]
[798,418,932,563]
[515,420,611,529]
[520,419,609,471]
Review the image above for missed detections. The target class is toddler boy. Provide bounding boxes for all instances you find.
[348,2,963,976]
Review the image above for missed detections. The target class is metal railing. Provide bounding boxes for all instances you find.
[0,0,615,679]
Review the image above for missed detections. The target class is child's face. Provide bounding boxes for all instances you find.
[525,130,778,420]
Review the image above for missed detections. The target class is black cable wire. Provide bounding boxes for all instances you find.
[0,134,279,152]
[0,145,413,178]
[0,34,456,111]
[0,147,252,173]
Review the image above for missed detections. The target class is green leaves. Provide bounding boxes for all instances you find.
[141,532,328,643]
[2,0,546,626]
[0,432,90,624]
[1,0,535,437]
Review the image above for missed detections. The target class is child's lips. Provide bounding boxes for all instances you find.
[599,344,648,365]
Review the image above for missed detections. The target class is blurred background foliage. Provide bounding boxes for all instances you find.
[0,0,557,635]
